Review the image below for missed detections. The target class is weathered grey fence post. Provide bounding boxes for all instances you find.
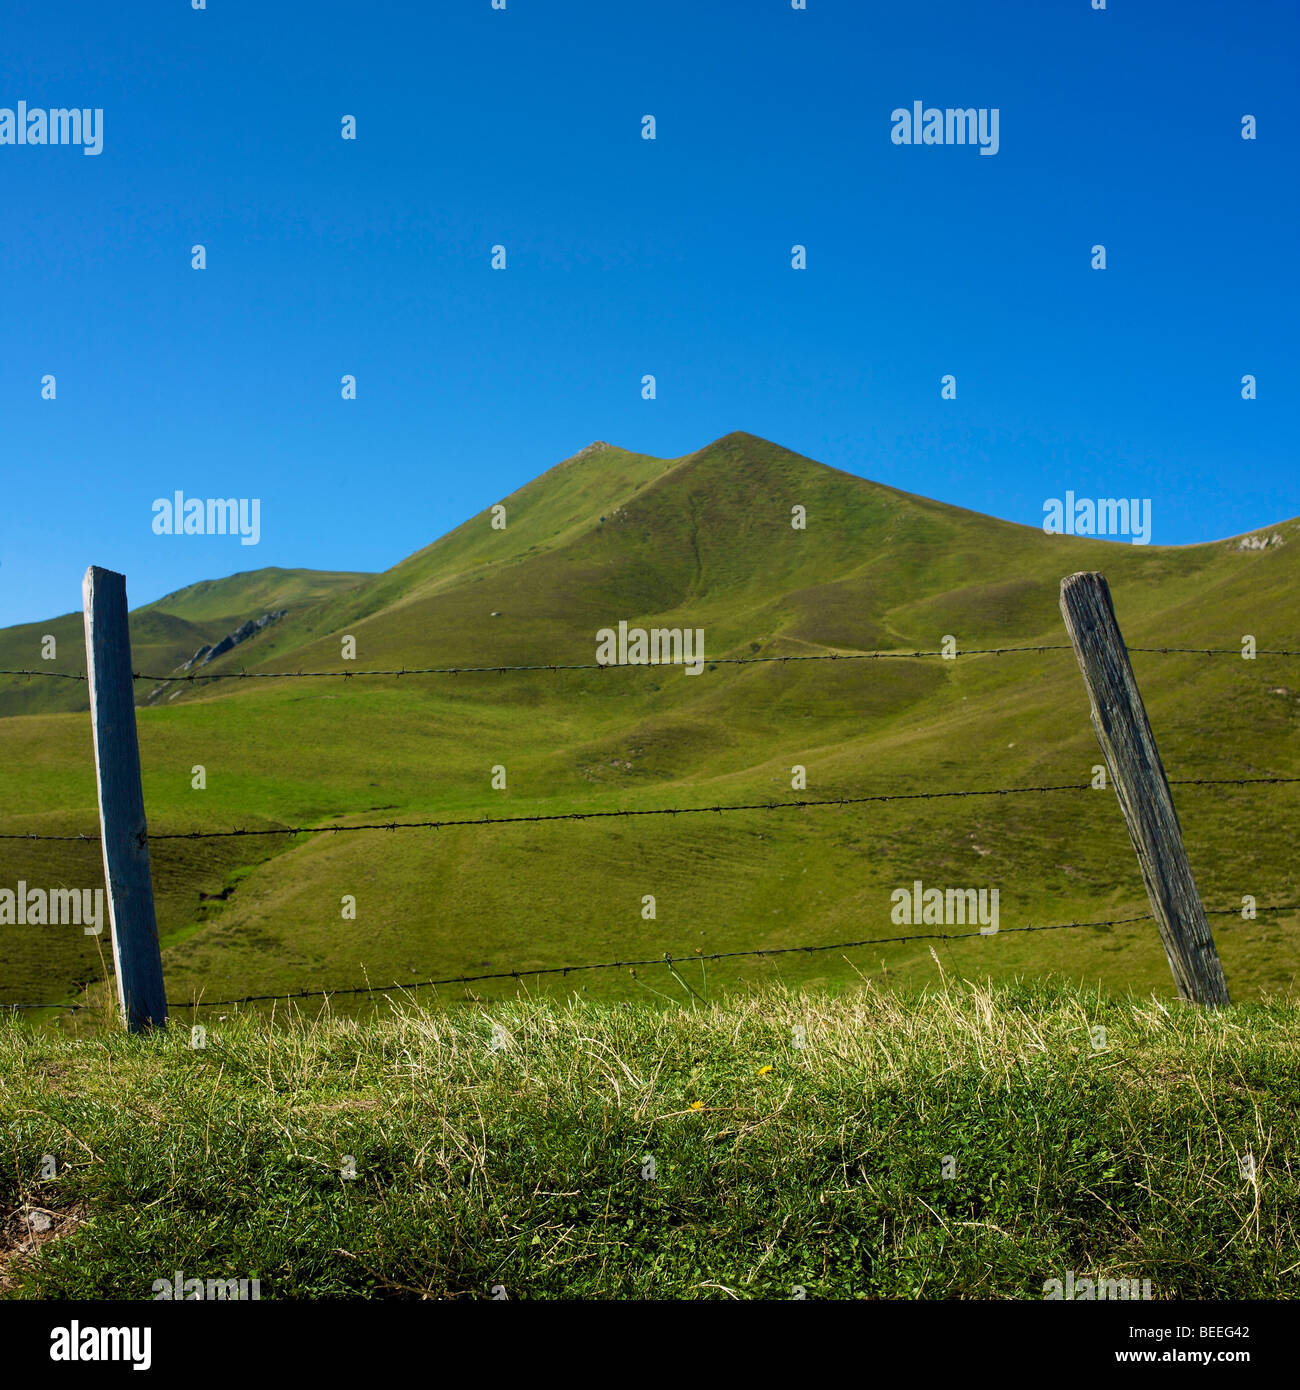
[1059,571,1229,1008]
[83,566,168,1031]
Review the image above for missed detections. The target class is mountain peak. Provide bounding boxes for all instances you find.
[567,440,613,462]
[708,430,767,448]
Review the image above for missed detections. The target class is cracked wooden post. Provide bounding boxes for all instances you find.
[83,566,168,1031]
[1060,571,1229,1008]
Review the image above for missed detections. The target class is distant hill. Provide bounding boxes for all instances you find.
[0,568,373,718]
[1,433,1296,1017]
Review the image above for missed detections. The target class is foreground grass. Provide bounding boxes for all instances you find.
[2,978,1297,1300]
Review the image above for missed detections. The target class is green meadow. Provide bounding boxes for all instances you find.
[1,432,1297,1021]
[3,980,1297,1299]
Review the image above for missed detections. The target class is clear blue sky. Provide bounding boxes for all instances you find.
[2,0,1296,627]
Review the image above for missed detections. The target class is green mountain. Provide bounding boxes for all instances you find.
[0,568,373,718]
[2,433,1297,1020]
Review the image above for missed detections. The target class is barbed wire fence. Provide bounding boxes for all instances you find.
[3,641,1300,687]
[2,572,1297,1023]
[7,904,1300,1016]
[2,775,1297,845]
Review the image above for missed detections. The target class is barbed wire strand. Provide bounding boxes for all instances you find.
[3,775,1295,844]
[6,903,1297,1015]
[3,643,1299,686]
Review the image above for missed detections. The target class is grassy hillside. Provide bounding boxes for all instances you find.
[3,980,1296,1299]
[0,567,372,719]
[0,433,1297,1018]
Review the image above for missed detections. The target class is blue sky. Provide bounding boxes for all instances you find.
[1,0,1296,627]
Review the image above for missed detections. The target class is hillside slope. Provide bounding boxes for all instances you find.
[1,433,1297,1016]
[0,568,373,718]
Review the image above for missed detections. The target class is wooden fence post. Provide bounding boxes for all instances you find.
[1059,571,1229,1008]
[83,566,168,1031]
